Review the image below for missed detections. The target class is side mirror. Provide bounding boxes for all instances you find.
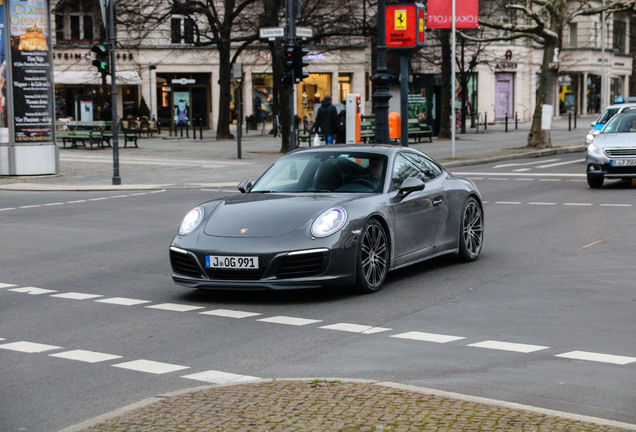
[237,178,252,193]
[393,177,425,201]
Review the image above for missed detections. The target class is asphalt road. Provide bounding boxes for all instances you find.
[1,152,635,431]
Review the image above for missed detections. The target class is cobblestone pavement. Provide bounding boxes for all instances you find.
[72,380,635,432]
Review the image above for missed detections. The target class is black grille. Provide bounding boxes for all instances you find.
[276,252,326,279]
[170,250,204,278]
[205,268,265,280]
[605,148,636,157]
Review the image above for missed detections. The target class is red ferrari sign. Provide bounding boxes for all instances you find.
[386,4,425,50]
[427,0,479,29]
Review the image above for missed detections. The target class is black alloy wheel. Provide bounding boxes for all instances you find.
[355,219,389,293]
[458,197,484,262]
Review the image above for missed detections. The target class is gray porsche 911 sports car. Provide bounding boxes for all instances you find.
[169,145,484,293]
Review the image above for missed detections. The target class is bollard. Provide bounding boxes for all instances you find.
[505,113,508,132]
[157,120,161,135]
[515,112,518,129]
[568,112,572,131]
[476,112,480,134]
[574,108,577,129]
[192,118,196,138]
[484,112,487,131]
[199,117,203,140]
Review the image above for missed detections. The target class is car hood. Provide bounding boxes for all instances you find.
[203,193,351,238]
[594,133,636,148]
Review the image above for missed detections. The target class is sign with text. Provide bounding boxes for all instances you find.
[385,3,425,50]
[9,0,54,143]
[427,0,479,29]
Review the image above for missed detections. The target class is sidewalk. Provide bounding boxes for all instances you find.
[65,379,635,432]
[1,116,586,191]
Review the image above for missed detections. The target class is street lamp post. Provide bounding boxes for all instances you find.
[148,63,157,120]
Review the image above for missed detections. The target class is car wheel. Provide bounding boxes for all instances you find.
[355,219,389,293]
[457,197,483,262]
[587,174,604,188]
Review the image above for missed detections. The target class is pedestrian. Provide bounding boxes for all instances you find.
[100,102,112,121]
[336,109,346,143]
[313,95,338,145]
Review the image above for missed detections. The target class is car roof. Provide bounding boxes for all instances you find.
[291,144,411,157]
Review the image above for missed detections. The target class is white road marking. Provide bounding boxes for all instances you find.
[455,171,584,178]
[600,203,632,207]
[468,340,549,353]
[145,303,205,312]
[43,202,64,207]
[513,168,532,172]
[0,207,17,211]
[537,159,585,168]
[0,341,61,353]
[320,323,391,334]
[182,370,260,384]
[51,292,104,300]
[9,286,57,295]
[494,159,560,168]
[555,351,636,365]
[495,201,522,205]
[200,309,262,319]
[391,331,465,344]
[257,316,323,326]
[95,297,152,306]
[563,203,593,206]
[112,359,190,374]
[50,350,122,363]
[0,283,17,289]
[528,202,556,206]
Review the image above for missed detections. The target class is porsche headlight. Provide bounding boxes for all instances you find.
[179,207,204,236]
[311,207,347,238]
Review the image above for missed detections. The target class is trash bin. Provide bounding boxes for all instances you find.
[389,112,400,140]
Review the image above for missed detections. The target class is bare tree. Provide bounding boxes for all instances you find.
[478,0,636,149]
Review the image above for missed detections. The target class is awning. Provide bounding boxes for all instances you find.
[53,70,142,85]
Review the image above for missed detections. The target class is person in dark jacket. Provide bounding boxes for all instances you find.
[313,96,338,145]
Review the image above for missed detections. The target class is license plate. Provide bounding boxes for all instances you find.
[206,255,259,270]
[611,159,636,167]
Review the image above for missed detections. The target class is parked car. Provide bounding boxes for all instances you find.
[586,108,636,188]
[585,102,636,148]
[170,145,484,293]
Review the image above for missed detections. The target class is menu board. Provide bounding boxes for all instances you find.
[9,0,53,142]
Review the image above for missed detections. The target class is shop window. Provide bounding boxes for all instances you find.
[55,0,100,42]
[171,15,195,44]
[613,20,626,53]
[569,23,577,47]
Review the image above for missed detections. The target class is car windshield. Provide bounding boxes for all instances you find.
[250,151,387,193]
[600,112,636,134]
[596,107,620,124]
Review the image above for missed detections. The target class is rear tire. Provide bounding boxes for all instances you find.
[355,219,389,293]
[457,197,483,262]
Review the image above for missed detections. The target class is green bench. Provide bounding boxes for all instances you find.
[57,121,105,149]
[102,122,139,148]
[407,118,433,143]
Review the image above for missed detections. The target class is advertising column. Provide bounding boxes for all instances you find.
[0,0,58,175]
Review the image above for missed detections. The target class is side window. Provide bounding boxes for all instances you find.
[392,153,441,190]
[418,155,443,179]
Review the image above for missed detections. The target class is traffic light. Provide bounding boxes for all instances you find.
[293,45,309,83]
[91,43,110,74]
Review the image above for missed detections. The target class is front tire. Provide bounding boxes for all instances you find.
[457,197,483,262]
[355,219,389,293]
[587,174,604,189]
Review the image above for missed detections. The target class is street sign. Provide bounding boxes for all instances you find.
[260,27,285,39]
[385,3,426,50]
[296,27,313,39]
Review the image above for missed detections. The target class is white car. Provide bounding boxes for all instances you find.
[586,108,636,188]
[585,102,636,147]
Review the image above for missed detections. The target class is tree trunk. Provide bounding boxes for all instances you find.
[216,42,234,140]
[527,40,559,149]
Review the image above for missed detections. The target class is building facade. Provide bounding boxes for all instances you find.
[51,0,633,133]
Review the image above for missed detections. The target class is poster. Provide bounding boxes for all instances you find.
[0,0,8,141]
[427,0,479,29]
[9,0,53,142]
[173,91,190,126]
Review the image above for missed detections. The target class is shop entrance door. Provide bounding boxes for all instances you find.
[495,73,513,119]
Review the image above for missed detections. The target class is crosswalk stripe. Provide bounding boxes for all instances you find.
[182,370,260,384]
[468,340,549,353]
[50,350,123,363]
[391,331,465,343]
[0,341,61,353]
[112,360,190,374]
[555,351,636,365]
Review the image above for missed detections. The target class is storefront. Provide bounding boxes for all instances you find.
[156,73,212,129]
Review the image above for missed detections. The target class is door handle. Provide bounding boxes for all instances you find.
[433,197,444,206]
